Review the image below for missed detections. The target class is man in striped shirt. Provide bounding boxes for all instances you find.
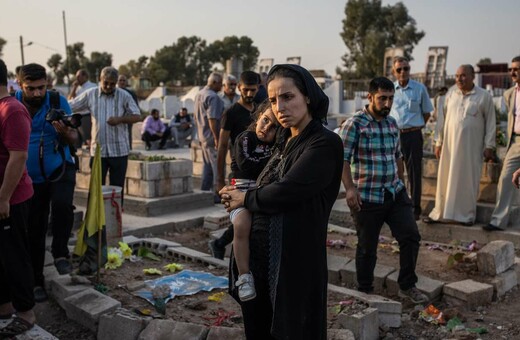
[339,77,426,303]
[69,67,141,189]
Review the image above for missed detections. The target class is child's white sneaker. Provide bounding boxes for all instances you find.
[236,272,256,301]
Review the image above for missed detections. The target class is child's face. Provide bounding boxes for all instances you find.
[255,109,277,143]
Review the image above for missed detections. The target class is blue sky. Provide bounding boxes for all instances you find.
[1,0,518,77]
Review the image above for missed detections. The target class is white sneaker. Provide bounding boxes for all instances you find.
[236,272,256,301]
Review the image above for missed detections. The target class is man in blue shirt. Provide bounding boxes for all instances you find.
[390,57,434,220]
[16,63,78,302]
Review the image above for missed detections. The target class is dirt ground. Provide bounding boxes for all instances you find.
[33,226,520,339]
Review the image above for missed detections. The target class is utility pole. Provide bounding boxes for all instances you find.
[62,10,71,89]
[20,36,25,65]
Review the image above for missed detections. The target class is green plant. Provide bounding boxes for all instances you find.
[144,155,176,162]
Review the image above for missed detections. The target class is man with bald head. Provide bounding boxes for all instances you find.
[194,72,224,198]
[426,64,495,226]
[69,67,141,189]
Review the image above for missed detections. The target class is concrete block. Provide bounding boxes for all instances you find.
[478,182,497,203]
[422,158,438,179]
[44,251,54,267]
[183,176,193,193]
[63,288,121,332]
[79,155,91,174]
[480,162,501,183]
[422,178,437,197]
[327,329,355,340]
[138,319,176,340]
[514,258,520,282]
[75,172,90,190]
[477,240,515,275]
[327,254,351,285]
[385,271,399,296]
[127,178,155,198]
[142,161,165,181]
[126,160,143,179]
[169,321,208,339]
[198,255,229,269]
[122,235,143,246]
[43,265,60,290]
[168,160,193,178]
[338,307,379,340]
[97,308,148,340]
[339,260,356,286]
[491,268,518,298]
[416,274,444,301]
[49,275,91,309]
[206,326,246,340]
[170,177,184,195]
[166,246,210,263]
[205,211,232,228]
[443,279,493,308]
[0,320,58,339]
[373,263,396,294]
[328,284,402,328]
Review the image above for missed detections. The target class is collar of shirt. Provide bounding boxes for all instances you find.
[98,89,115,97]
[394,79,411,90]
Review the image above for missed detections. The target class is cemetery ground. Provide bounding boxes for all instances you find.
[31,223,520,340]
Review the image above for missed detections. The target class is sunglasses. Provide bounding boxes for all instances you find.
[509,67,520,72]
[395,67,410,73]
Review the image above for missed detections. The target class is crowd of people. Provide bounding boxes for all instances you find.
[0,53,519,339]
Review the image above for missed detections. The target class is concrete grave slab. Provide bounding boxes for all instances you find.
[477,240,515,276]
[63,288,121,332]
[327,329,356,340]
[338,307,379,340]
[97,308,149,340]
[491,268,518,298]
[138,319,176,340]
[206,326,246,340]
[49,275,91,309]
[443,279,493,309]
[327,254,351,285]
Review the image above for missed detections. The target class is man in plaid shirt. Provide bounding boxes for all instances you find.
[338,77,427,304]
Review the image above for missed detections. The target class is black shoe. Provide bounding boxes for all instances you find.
[158,145,166,150]
[208,240,225,260]
[483,223,503,231]
[55,258,72,275]
[33,286,48,303]
[422,217,437,224]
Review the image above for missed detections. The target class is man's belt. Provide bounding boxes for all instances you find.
[400,126,423,134]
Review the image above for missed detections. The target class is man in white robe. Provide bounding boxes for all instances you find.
[426,64,496,225]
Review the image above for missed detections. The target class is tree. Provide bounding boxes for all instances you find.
[210,36,260,71]
[0,37,6,58]
[85,51,112,80]
[119,56,149,78]
[478,58,492,65]
[339,0,424,79]
[47,53,65,84]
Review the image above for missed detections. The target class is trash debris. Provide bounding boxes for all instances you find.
[419,304,445,325]
[203,309,236,327]
[138,247,161,261]
[326,239,347,248]
[427,244,444,252]
[135,270,228,304]
[446,317,462,331]
[447,252,465,268]
[465,240,478,252]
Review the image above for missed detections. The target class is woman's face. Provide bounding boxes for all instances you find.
[267,76,311,134]
[255,108,277,143]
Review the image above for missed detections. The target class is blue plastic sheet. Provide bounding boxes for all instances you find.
[135,270,228,304]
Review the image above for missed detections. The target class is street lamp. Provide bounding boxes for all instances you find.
[19,35,33,66]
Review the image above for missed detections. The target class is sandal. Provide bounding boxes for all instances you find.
[0,316,34,337]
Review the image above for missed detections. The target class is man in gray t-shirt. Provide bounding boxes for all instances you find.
[194,72,224,196]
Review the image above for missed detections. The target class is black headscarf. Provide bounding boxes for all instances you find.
[267,64,329,124]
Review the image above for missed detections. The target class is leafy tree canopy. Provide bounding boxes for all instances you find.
[340,0,424,79]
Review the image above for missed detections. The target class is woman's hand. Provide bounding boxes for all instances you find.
[219,185,246,212]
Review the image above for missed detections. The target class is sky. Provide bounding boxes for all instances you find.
[1,0,519,78]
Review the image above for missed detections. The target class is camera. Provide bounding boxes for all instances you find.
[45,109,82,128]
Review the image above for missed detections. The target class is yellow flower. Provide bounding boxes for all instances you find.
[105,252,123,270]
[208,291,226,302]
[163,263,183,273]
[143,268,162,275]
[118,242,133,259]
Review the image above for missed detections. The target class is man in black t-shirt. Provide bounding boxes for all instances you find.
[216,71,260,192]
[210,71,259,259]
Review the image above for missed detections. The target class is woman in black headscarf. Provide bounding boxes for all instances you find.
[220,64,343,339]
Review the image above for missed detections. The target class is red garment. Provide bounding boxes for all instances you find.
[0,96,33,204]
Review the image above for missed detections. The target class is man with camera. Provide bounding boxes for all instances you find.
[14,63,79,302]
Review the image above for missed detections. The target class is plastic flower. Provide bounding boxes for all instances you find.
[118,242,133,259]
[143,268,162,275]
[163,263,183,273]
[208,291,225,302]
[105,252,123,270]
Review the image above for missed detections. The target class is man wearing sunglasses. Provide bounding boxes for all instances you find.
[485,56,520,231]
[390,57,433,221]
